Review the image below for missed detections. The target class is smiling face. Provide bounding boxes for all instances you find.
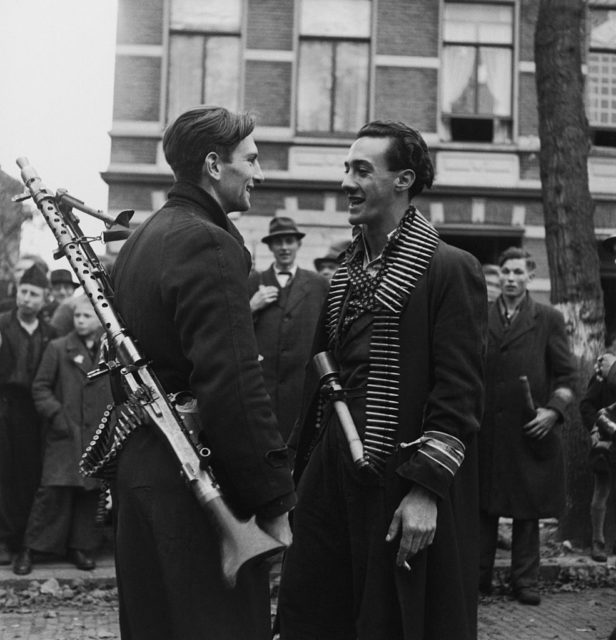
[499,258,534,302]
[268,235,301,270]
[341,136,407,231]
[215,134,264,214]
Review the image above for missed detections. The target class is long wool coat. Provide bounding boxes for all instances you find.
[31,331,109,489]
[478,295,576,519]
[247,265,328,439]
[289,241,488,640]
[111,181,296,640]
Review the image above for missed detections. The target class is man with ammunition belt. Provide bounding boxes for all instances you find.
[278,121,487,640]
[111,106,295,640]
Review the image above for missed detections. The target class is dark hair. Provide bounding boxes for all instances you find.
[482,263,501,278]
[497,246,536,271]
[356,120,434,199]
[163,105,256,183]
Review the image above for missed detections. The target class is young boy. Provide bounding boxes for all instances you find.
[13,296,111,574]
[0,264,55,565]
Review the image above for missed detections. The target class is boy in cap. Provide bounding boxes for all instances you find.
[314,239,351,283]
[0,265,56,564]
[248,217,329,439]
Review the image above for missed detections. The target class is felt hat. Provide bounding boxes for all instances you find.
[261,217,305,244]
[19,264,50,289]
[314,240,351,271]
[50,268,79,288]
[603,234,616,254]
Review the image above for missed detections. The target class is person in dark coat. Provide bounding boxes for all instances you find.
[478,247,576,605]
[278,121,487,640]
[111,106,296,640]
[13,296,108,575]
[248,217,329,440]
[0,265,56,566]
[580,330,616,563]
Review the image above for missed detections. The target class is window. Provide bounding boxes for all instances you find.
[441,3,513,143]
[167,0,242,123]
[296,0,371,135]
[587,9,616,147]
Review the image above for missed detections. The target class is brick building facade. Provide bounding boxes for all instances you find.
[103,0,616,325]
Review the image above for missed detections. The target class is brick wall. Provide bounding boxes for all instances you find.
[110,138,160,164]
[112,57,162,121]
[376,0,439,57]
[247,0,294,50]
[245,61,292,127]
[374,67,437,131]
[116,0,164,45]
[518,73,538,137]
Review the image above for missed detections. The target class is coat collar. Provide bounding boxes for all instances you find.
[65,331,97,375]
[489,293,538,348]
[262,265,310,313]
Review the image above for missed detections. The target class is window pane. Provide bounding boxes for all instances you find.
[587,52,616,126]
[297,42,334,132]
[204,37,240,111]
[441,45,477,114]
[300,0,371,37]
[590,9,616,50]
[168,35,204,123]
[478,47,511,116]
[171,0,241,31]
[444,3,512,44]
[334,42,369,132]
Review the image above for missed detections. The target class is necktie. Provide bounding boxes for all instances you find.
[278,271,292,287]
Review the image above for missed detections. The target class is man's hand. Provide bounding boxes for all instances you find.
[257,513,293,548]
[386,485,437,569]
[523,407,558,439]
[596,353,616,381]
[250,285,279,313]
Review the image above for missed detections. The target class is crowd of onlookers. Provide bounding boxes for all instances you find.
[0,254,113,575]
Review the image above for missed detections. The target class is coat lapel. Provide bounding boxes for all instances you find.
[65,333,94,377]
[498,295,537,349]
[283,268,310,314]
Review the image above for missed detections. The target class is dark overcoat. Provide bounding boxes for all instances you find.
[478,295,576,519]
[111,181,296,640]
[288,241,487,640]
[31,331,109,489]
[247,265,328,439]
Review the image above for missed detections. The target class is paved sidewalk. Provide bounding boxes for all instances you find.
[1,548,616,639]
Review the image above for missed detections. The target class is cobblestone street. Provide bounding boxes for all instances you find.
[2,587,616,639]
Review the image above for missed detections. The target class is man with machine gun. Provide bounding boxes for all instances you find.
[110,106,295,640]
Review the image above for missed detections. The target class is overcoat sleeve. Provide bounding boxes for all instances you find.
[580,375,604,431]
[160,217,295,518]
[32,341,63,420]
[544,307,576,419]
[396,248,488,499]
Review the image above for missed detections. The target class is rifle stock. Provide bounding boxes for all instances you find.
[15,157,285,588]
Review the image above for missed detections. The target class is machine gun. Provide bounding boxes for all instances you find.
[14,158,286,587]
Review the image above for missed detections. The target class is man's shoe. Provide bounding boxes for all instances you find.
[13,548,32,575]
[0,541,11,565]
[515,587,540,605]
[591,540,608,562]
[68,549,96,571]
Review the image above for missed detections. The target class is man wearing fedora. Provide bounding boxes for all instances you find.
[314,239,351,283]
[248,217,329,440]
[42,269,80,324]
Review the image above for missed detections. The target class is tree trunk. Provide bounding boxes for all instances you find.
[535,0,605,544]
[0,171,26,296]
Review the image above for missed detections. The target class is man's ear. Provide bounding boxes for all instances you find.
[203,151,221,181]
[394,169,415,193]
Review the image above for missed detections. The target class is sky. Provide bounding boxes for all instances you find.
[0,0,119,265]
